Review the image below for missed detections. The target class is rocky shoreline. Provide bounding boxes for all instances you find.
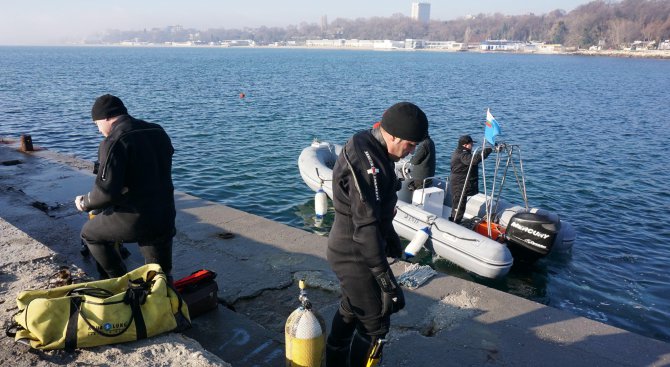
[569,49,670,59]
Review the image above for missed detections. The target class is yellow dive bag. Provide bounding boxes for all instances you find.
[7,264,190,351]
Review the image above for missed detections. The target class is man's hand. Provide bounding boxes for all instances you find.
[74,195,86,212]
[371,266,406,316]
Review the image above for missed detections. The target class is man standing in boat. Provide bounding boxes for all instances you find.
[449,135,492,224]
[408,134,436,191]
[326,102,428,366]
[74,94,176,280]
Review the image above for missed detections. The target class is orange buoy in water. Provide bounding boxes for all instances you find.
[239,92,246,98]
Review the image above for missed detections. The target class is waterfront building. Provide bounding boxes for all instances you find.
[424,40,466,50]
[306,39,345,48]
[480,40,525,51]
[306,39,404,49]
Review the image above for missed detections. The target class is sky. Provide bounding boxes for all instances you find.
[0,0,593,45]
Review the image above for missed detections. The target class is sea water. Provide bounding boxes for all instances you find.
[1,46,669,342]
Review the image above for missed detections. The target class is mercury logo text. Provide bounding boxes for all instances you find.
[510,222,550,239]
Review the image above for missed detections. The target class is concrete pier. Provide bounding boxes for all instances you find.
[1,138,669,366]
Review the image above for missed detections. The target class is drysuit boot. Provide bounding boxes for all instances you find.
[138,237,173,276]
[119,244,131,259]
[326,310,379,367]
[85,241,128,279]
[349,331,376,367]
[326,310,355,366]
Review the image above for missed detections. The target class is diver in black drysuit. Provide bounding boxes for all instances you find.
[326,102,428,366]
[78,95,176,279]
[408,135,436,191]
[449,135,492,224]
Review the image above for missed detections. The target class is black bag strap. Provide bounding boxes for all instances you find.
[5,309,22,338]
[165,274,191,331]
[5,324,17,338]
[123,277,151,340]
[67,287,115,298]
[64,297,82,352]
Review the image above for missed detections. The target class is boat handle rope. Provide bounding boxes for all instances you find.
[394,206,478,242]
[314,167,332,186]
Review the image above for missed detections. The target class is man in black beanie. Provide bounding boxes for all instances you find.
[449,134,492,224]
[326,101,428,366]
[74,94,176,279]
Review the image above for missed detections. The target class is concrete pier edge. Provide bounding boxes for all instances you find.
[1,137,669,366]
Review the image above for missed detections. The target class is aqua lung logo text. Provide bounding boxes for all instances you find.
[510,222,550,239]
[88,322,128,335]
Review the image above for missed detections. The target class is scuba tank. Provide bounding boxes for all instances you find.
[366,338,386,367]
[285,280,326,367]
[314,188,328,219]
[404,227,431,258]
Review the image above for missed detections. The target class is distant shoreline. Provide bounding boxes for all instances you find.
[568,49,670,59]
[2,43,670,59]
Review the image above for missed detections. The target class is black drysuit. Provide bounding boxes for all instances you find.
[81,115,176,278]
[408,135,436,190]
[449,145,492,223]
[326,128,404,366]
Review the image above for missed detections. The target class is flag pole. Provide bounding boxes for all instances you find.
[481,108,491,236]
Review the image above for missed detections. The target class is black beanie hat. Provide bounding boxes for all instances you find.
[458,135,474,146]
[380,102,428,142]
[91,94,128,121]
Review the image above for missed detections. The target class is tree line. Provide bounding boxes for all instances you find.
[93,0,670,49]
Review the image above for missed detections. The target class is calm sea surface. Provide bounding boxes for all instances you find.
[1,46,669,342]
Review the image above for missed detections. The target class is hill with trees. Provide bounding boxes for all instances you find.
[92,0,670,49]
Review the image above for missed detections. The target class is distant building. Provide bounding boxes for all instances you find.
[537,43,565,53]
[425,40,467,50]
[306,39,345,48]
[306,39,404,49]
[411,2,430,24]
[166,25,184,34]
[321,15,328,32]
[405,39,426,49]
[480,40,525,51]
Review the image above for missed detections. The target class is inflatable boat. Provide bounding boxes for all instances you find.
[298,139,575,279]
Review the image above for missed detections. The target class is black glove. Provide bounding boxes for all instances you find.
[371,266,405,316]
[407,180,417,192]
[385,232,402,259]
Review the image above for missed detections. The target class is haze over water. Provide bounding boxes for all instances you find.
[1,46,669,342]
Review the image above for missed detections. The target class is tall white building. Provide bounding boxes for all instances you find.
[411,2,431,24]
[321,15,328,32]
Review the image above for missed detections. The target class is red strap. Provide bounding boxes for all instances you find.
[174,269,217,292]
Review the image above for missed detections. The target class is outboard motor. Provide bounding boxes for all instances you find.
[506,212,560,258]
